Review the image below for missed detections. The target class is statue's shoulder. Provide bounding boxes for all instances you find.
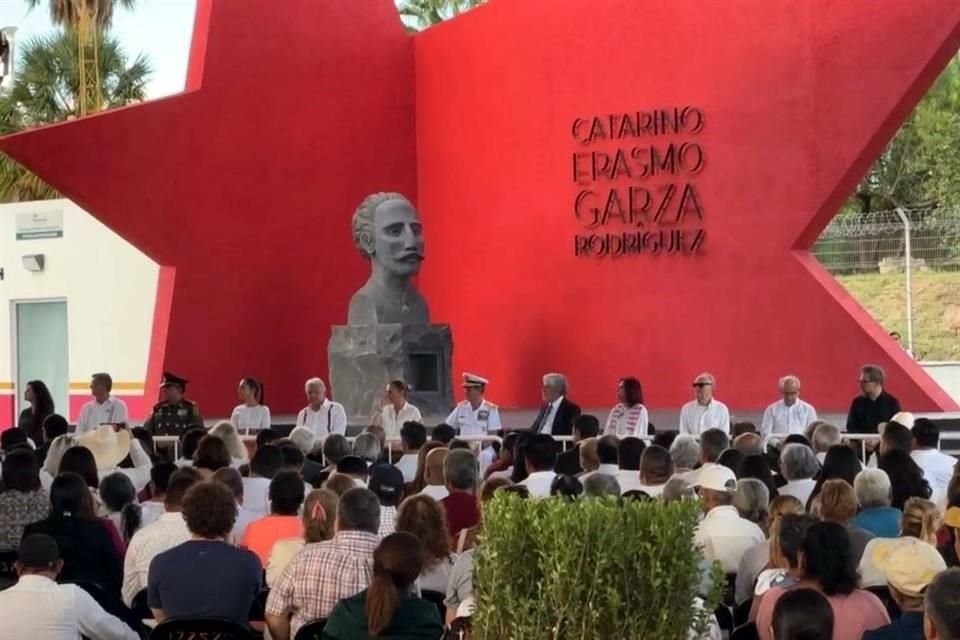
[347,284,380,325]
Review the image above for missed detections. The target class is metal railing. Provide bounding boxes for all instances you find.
[152,432,960,465]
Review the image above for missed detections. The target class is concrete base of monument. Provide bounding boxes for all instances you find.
[327,323,454,419]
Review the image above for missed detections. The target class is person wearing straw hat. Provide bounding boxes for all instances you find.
[445,373,501,437]
[76,424,152,492]
[864,537,947,639]
[143,372,204,437]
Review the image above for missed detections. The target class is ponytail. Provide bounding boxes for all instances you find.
[120,502,142,543]
[365,574,400,636]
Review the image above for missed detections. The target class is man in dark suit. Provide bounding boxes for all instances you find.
[530,373,582,436]
[555,414,600,476]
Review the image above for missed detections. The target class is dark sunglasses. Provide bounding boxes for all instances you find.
[692,382,712,388]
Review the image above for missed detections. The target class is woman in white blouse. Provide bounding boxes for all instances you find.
[604,377,649,437]
[230,377,271,434]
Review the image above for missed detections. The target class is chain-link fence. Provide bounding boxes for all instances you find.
[812,207,960,361]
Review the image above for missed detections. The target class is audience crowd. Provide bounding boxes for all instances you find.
[0,365,958,639]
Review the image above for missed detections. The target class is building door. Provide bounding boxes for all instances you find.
[15,300,69,420]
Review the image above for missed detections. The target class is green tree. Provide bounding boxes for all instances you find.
[845,52,960,214]
[26,0,138,115]
[0,30,151,201]
[398,0,486,30]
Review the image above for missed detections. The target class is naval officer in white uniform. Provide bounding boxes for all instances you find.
[446,373,502,436]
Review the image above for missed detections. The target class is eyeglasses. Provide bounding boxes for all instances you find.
[692,382,712,388]
[858,379,876,384]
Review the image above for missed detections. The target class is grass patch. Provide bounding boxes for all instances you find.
[836,271,960,360]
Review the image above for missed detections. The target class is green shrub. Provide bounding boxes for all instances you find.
[472,494,723,640]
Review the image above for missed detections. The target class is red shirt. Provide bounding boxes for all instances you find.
[440,491,479,537]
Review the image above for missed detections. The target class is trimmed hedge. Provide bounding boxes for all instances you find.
[472,494,722,639]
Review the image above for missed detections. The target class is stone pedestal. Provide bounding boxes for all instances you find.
[328,324,454,420]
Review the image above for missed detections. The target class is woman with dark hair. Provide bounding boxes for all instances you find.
[604,377,649,437]
[58,446,100,490]
[755,522,889,640]
[23,473,124,602]
[771,588,834,640]
[509,432,533,484]
[322,532,442,638]
[230,376,271,434]
[739,454,780,498]
[99,472,143,543]
[878,449,932,510]
[550,473,583,499]
[395,495,456,593]
[484,431,519,481]
[806,445,860,510]
[193,435,232,479]
[35,413,69,467]
[0,448,49,549]
[17,379,55,445]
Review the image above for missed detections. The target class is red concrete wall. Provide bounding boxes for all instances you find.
[414,0,960,411]
[1,0,958,415]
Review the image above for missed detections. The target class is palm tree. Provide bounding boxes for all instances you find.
[398,0,486,30]
[0,30,151,201]
[25,0,137,115]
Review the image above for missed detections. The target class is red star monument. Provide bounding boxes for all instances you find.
[2,0,958,414]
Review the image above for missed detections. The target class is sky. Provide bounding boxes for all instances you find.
[0,0,197,98]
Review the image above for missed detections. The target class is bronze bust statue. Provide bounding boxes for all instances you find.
[348,192,429,325]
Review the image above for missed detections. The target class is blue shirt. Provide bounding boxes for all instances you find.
[852,506,901,538]
[863,611,923,640]
[148,539,262,625]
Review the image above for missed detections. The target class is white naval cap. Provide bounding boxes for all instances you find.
[462,372,489,387]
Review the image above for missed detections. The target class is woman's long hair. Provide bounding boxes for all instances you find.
[807,445,860,510]
[366,532,424,635]
[879,450,932,510]
[620,377,644,406]
[395,495,451,570]
[302,489,339,543]
[59,446,100,489]
[27,380,55,417]
[50,472,96,520]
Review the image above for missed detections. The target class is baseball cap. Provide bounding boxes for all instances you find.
[368,464,404,503]
[871,537,946,598]
[693,465,737,492]
[18,534,60,570]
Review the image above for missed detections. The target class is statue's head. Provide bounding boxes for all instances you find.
[352,192,424,278]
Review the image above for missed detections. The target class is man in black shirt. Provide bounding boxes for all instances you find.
[846,364,901,435]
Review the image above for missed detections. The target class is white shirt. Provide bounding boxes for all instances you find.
[380,402,422,440]
[241,476,272,515]
[75,396,129,433]
[296,400,347,439]
[140,501,166,525]
[519,470,557,498]
[445,399,502,436]
[694,505,765,573]
[679,400,731,435]
[911,448,957,493]
[108,439,153,492]
[419,484,449,501]
[778,478,817,507]
[0,575,139,640]
[230,403,271,433]
[760,399,817,439]
[604,403,649,437]
[580,464,621,485]
[121,511,191,605]
[395,454,419,483]
[538,396,565,435]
